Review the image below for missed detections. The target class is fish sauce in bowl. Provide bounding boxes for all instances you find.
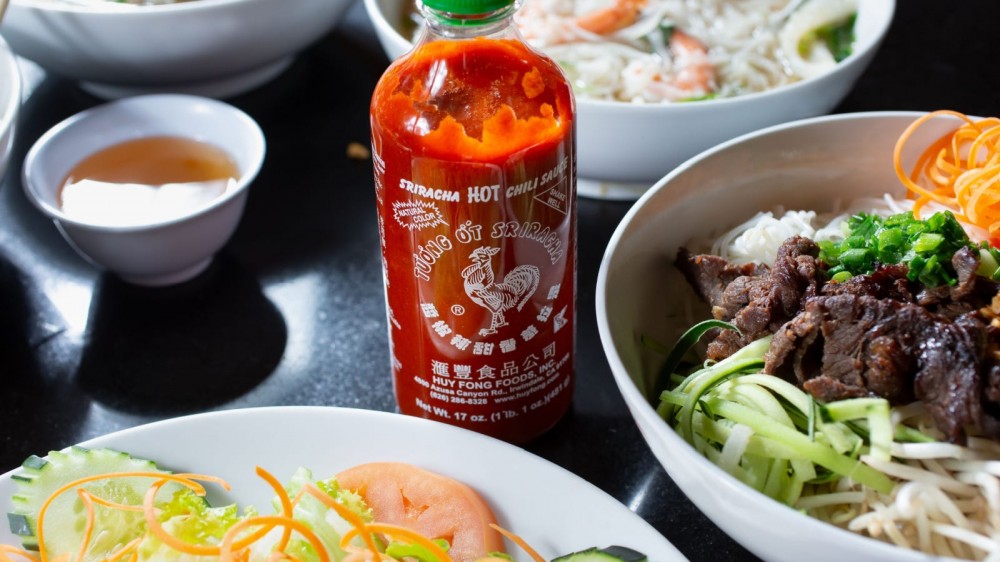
[370,0,577,442]
[58,135,239,228]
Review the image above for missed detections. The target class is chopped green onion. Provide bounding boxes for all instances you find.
[818,210,976,287]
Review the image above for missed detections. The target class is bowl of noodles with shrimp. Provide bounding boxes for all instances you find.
[597,110,1000,561]
[364,0,895,198]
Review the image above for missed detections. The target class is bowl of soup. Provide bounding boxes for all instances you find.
[0,0,352,99]
[22,93,265,286]
[364,0,895,198]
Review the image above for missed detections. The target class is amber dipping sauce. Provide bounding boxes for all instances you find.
[59,136,240,227]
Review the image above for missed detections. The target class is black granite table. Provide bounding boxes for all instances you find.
[1,1,997,560]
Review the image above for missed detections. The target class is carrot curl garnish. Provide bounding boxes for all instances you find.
[894,109,1000,242]
[218,515,329,562]
[299,484,384,556]
[341,523,452,561]
[490,524,545,562]
[0,545,40,562]
[256,466,294,551]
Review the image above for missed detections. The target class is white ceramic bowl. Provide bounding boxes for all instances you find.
[22,93,265,286]
[0,36,21,182]
[364,0,895,199]
[597,112,970,562]
[0,0,352,99]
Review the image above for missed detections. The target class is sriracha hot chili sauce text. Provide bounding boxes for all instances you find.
[370,0,576,442]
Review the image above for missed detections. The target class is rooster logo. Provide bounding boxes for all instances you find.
[461,246,540,336]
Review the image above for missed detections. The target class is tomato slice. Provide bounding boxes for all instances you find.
[336,462,505,561]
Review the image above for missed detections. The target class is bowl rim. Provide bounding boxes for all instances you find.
[595,110,970,561]
[10,0,266,14]
[21,93,266,233]
[0,37,21,145]
[365,0,897,111]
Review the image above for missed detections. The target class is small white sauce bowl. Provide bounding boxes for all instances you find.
[22,93,265,286]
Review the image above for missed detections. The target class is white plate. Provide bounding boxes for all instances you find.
[0,406,684,561]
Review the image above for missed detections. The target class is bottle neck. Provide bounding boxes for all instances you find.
[418,2,519,40]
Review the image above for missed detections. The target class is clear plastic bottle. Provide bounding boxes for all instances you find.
[369,0,576,443]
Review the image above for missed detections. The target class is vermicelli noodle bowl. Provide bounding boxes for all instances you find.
[598,112,1000,561]
[515,0,858,103]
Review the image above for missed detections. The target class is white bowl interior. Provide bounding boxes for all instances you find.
[24,93,264,229]
[597,112,969,562]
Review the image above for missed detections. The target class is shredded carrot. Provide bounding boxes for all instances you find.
[894,109,1000,243]
[105,538,143,562]
[0,545,40,562]
[74,489,97,562]
[142,477,273,557]
[255,466,294,551]
[143,478,224,557]
[489,524,545,562]
[341,523,452,561]
[299,484,383,556]
[218,515,330,562]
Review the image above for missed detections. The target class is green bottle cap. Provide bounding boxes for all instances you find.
[421,0,514,16]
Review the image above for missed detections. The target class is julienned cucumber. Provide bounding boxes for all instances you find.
[552,545,648,562]
[7,446,180,559]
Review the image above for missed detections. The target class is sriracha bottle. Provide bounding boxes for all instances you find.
[369,0,576,443]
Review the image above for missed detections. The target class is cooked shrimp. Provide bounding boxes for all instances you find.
[620,28,714,102]
[575,0,648,35]
[667,28,715,94]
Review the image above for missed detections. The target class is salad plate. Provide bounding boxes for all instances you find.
[0,406,684,560]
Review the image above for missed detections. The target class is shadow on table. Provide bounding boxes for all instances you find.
[0,252,91,454]
[75,254,287,414]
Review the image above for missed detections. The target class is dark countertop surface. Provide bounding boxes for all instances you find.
[1,1,998,560]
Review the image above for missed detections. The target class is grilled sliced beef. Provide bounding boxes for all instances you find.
[763,294,995,442]
[820,263,914,301]
[675,249,766,315]
[678,238,1000,443]
[676,236,825,360]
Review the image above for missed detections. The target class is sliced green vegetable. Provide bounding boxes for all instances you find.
[656,333,909,502]
[385,539,450,562]
[650,319,740,401]
[8,447,181,559]
[675,336,771,441]
[818,210,975,287]
[552,545,648,562]
[814,13,857,62]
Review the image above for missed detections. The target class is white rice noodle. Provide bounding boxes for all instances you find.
[799,402,1000,560]
[512,0,857,103]
[704,193,914,266]
[718,423,754,476]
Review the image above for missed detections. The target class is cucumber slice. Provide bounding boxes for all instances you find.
[7,446,180,560]
[552,545,648,562]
